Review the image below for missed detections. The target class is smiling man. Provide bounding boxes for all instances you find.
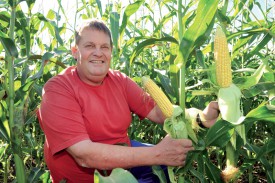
[72,21,112,86]
[38,19,219,183]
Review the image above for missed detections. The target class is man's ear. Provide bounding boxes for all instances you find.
[71,46,78,59]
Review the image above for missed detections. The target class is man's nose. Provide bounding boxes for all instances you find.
[93,48,103,56]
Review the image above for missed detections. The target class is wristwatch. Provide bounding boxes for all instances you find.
[196,113,205,128]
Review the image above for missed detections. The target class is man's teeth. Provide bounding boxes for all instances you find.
[91,61,103,63]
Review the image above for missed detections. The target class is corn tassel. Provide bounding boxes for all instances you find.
[141,76,174,118]
[214,27,243,182]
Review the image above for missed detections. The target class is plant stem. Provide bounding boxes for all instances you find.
[247,150,253,183]
[226,139,236,168]
[7,1,26,182]
[273,155,275,182]
[178,0,186,117]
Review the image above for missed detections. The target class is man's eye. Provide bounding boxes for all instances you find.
[86,44,94,48]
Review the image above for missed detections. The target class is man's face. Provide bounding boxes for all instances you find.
[72,28,112,85]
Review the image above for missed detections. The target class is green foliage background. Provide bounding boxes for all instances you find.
[0,0,274,182]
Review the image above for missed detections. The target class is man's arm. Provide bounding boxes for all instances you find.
[66,136,193,170]
[146,105,165,124]
[147,101,220,128]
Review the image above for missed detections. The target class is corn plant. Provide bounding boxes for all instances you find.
[1,0,275,182]
[0,0,71,182]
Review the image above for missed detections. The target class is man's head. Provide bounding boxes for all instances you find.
[74,19,113,48]
[72,19,113,86]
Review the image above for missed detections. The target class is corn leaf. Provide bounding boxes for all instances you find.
[235,61,268,90]
[0,30,18,57]
[205,119,235,147]
[244,33,272,61]
[129,37,178,65]
[0,119,10,142]
[14,154,26,182]
[119,0,145,39]
[152,165,167,183]
[178,0,218,64]
[95,0,103,16]
[27,168,46,183]
[15,7,30,57]
[156,72,176,101]
[245,105,275,123]
[242,82,275,98]
[243,141,275,183]
[110,12,120,52]
[204,153,223,183]
[94,168,138,183]
[189,169,205,182]
[0,0,7,7]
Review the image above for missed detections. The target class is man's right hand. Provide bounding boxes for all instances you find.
[153,135,194,167]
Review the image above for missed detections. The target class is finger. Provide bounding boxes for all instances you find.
[184,146,194,153]
[179,139,193,147]
[183,160,186,166]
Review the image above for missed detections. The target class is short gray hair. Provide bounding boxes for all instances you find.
[74,19,113,47]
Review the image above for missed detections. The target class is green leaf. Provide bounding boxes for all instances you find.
[0,118,10,142]
[14,154,26,182]
[129,37,178,65]
[245,104,275,123]
[241,82,275,98]
[96,0,103,16]
[27,168,46,183]
[179,0,219,64]
[0,0,8,8]
[204,153,223,183]
[189,169,205,182]
[110,12,120,50]
[156,72,176,101]
[205,119,235,147]
[15,6,31,57]
[119,0,145,39]
[46,9,55,20]
[244,33,272,61]
[0,90,5,100]
[236,61,268,90]
[94,168,138,183]
[0,30,18,57]
[152,165,167,183]
[56,0,68,23]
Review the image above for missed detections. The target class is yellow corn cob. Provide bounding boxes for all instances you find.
[141,76,174,118]
[214,26,232,88]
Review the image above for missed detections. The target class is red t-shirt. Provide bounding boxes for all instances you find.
[38,66,155,182]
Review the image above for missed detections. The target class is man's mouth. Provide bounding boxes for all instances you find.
[90,60,104,64]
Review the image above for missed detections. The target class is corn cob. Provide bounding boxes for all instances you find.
[214,26,232,88]
[214,27,242,124]
[142,76,190,183]
[141,76,174,118]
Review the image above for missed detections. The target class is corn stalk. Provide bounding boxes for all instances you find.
[5,0,26,182]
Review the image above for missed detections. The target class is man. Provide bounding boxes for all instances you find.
[38,19,219,182]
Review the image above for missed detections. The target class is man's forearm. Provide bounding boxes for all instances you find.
[67,140,160,170]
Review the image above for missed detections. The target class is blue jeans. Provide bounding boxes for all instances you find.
[129,140,170,183]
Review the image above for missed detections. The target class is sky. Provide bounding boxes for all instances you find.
[19,0,274,52]
[22,0,274,30]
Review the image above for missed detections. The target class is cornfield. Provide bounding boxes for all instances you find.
[0,0,274,182]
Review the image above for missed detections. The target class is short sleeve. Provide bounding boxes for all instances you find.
[39,77,90,155]
[124,77,155,119]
